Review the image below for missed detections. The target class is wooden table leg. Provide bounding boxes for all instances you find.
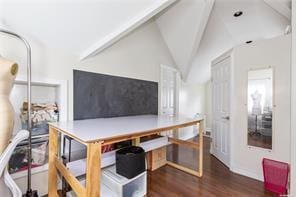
[172,128,179,164]
[48,126,59,197]
[86,142,102,197]
[198,120,204,177]
[166,121,204,177]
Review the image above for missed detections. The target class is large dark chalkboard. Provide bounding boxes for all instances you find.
[73,70,158,120]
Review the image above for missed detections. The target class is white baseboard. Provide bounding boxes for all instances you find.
[230,166,264,182]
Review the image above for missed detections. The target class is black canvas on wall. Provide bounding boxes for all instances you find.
[73,70,158,120]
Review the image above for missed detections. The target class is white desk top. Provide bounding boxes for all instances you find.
[49,115,202,143]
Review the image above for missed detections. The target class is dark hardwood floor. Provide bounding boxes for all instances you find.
[248,133,272,149]
[147,137,275,197]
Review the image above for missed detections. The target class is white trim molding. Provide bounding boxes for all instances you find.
[79,0,176,60]
[230,166,264,182]
[14,75,68,122]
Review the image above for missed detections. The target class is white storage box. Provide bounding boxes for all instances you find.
[102,165,147,197]
[66,165,147,197]
[66,180,117,197]
[140,136,168,152]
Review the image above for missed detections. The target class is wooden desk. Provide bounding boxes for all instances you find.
[48,115,204,197]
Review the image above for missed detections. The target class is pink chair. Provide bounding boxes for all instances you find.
[262,158,289,196]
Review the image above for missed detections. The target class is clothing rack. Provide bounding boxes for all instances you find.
[0,28,37,197]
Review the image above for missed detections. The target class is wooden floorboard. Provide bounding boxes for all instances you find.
[147,137,275,197]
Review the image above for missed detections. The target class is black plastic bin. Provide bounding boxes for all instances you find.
[116,146,146,179]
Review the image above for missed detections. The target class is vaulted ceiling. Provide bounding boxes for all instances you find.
[156,0,214,79]
[186,0,291,84]
[0,0,175,59]
[0,0,291,84]
[155,0,291,84]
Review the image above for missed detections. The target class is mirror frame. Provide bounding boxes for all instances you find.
[246,66,275,151]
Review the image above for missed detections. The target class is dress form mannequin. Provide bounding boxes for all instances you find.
[251,90,262,133]
[0,57,18,153]
[251,90,262,115]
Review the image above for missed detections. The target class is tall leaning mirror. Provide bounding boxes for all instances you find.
[247,67,273,149]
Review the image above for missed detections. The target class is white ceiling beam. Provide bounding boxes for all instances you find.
[263,0,291,20]
[79,0,176,61]
[184,0,215,80]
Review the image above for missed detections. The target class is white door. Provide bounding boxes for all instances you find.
[211,57,231,167]
[160,66,179,116]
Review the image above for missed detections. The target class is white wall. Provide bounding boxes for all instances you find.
[76,21,175,82]
[178,81,206,139]
[0,19,176,195]
[204,80,212,131]
[290,1,296,194]
[0,36,77,118]
[179,82,205,118]
[230,35,291,181]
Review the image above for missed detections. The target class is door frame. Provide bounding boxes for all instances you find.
[159,64,181,115]
[210,49,233,168]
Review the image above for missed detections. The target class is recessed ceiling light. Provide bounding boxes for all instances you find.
[234,11,243,17]
[246,40,253,44]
